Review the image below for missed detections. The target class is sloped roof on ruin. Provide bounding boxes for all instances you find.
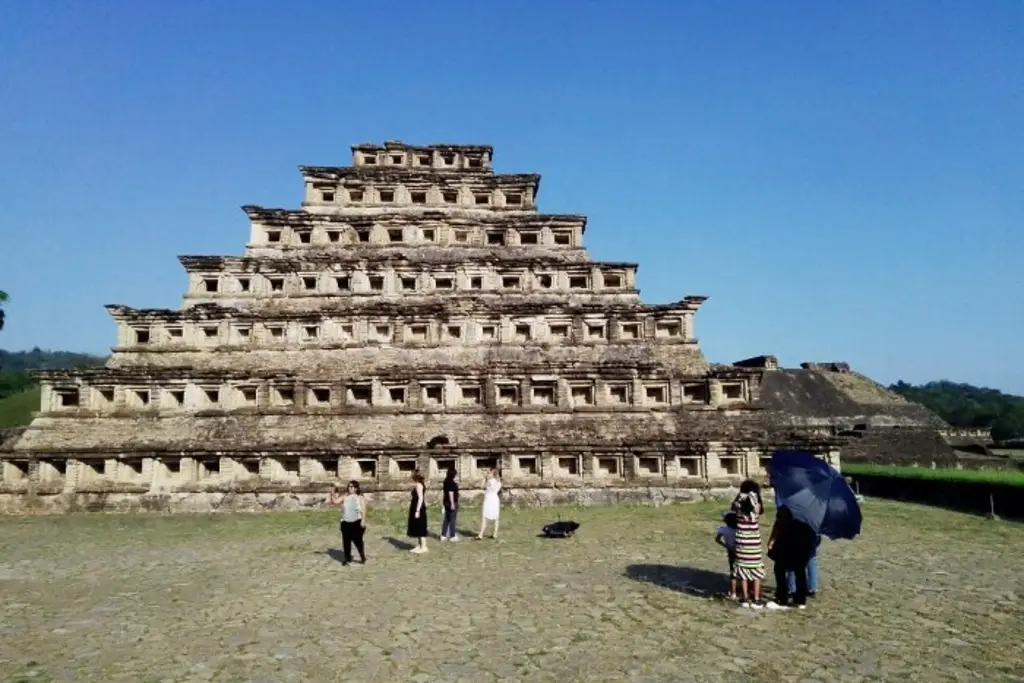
[840,427,958,466]
[754,368,948,428]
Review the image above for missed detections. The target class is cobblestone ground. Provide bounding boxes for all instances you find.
[1,500,1022,683]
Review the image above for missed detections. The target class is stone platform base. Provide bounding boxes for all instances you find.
[0,485,745,515]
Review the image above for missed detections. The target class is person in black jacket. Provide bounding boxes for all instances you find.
[440,467,460,541]
[765,504,816,609]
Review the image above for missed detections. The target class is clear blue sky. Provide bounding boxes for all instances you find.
[1,1,1021,393]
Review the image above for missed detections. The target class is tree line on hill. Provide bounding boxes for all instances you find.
[0,349,106,400]
[890,380,1024,442]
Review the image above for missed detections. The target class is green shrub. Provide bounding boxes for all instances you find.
[843,462,1024,488]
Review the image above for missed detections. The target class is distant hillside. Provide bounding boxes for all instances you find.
[0,349,106,373]
[890,380,1024,441]
[0,348,106,401]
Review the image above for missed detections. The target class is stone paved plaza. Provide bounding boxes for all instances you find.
[1,500,1022,683]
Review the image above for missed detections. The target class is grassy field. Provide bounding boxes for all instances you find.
[843,461,1024,487]
[0,387,39,428]
[1,500,1022,683]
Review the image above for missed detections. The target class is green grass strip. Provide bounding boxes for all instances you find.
[843,461,1024,487]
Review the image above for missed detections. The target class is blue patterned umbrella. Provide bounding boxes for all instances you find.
[769,450,862,540]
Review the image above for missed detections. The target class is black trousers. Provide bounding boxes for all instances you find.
[340,521,365,563]
[774,554,809,606]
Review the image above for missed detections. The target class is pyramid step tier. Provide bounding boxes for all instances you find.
[349,141,496,173]
[33,361,758,417]
[105,330,705,375]
[106,300,704,357]
[12,410,811,457]
[242,206,586,253]
[298,168,539,214]
[180,255,645,303]
[104,336,703,372]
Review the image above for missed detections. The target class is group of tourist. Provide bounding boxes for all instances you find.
[714,479,820,610]
[327,467,503,563]
[329,470,821,613]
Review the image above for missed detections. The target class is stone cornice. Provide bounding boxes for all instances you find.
[300,166,540,187]
[241,205,587,229]
[34,361,742,383]
[105,298,708,322]
[351,142,494,154]
[177,254,640,271]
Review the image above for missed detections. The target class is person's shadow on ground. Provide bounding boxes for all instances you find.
[314,549,348,564]
[383,536,415,551]
[625,564,731,599]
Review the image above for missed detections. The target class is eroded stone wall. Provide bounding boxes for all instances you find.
[0,444,841,515]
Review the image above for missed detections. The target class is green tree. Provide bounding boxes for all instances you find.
[0,350,106,401]
[0,290,7,331]
[890,380,1024,441]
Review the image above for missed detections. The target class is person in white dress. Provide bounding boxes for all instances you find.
[477,469,502,540]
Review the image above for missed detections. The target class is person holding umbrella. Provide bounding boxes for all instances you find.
[777,487,821,597]
[766,503,816,609]
[765,449,863,610]
[787,534,820,598]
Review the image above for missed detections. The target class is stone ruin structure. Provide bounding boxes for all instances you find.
[1,141,951,513]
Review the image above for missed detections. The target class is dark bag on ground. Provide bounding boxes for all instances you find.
[542,521,580,538]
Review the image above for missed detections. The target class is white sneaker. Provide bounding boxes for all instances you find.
[410,546,423,553]
[450,535,460,542]
[440,537,448,542]
[796,604,807,610]
[764,601,788,611]
[749,602,763,611]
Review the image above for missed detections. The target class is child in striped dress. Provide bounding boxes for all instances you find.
[731,488,765,609]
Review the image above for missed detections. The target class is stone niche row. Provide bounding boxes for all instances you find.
[115,311,693,351]
[249,218,573,249]
[185,263,634,300]
[42,374,748,415]
[1,448,807,493]
[302,183,535,212]
[349,145,491,171]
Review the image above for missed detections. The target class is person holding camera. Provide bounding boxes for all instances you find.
[330,481,367,565]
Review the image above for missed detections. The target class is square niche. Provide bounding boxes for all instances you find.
[595,456,620,477]
[516,456,539,476]
[555,456,580,477]
[432,458,457,477]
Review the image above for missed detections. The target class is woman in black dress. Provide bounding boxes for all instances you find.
[406,470,428,554]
